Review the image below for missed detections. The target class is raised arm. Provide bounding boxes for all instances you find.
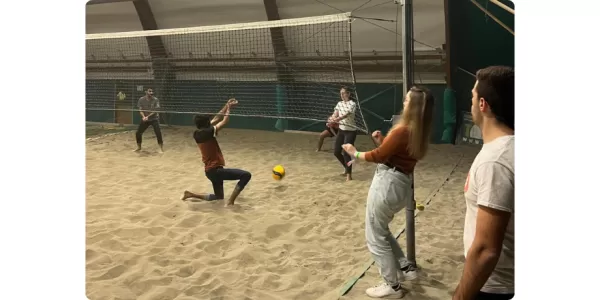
[214,104,231,133]
[211,98,237,126]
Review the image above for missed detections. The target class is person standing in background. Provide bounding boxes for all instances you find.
[332,86,357,181]
[134,88,164,153]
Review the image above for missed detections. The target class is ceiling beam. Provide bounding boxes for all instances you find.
[263,0,290,81]
[132,0,167,58]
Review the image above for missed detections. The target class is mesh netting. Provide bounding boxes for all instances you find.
[85,13,369,133]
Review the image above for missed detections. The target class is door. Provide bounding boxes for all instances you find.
[114,81,133,125]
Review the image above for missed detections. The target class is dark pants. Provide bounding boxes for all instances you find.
[205,167,252,200]
[136,119,163,145]
[334,129,358,174]
[475,291,514,300]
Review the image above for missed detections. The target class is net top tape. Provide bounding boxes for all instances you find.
[86,12,352,40]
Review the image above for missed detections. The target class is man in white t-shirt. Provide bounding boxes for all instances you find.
[331,86,357,181]
[453,66,515,300]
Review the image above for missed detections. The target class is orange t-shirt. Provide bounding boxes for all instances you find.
[193,126,225,172]
[364,126,418,174]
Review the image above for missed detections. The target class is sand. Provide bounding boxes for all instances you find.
[86,127,479,300]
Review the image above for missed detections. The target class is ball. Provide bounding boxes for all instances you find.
[272,165,285,180]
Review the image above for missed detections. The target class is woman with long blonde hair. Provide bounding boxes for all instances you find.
[342,86,434,298]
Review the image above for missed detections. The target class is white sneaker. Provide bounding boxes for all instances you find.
[399,265,418,281]
[365,282,405,299]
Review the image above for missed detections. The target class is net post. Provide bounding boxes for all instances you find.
[401,0,417,268]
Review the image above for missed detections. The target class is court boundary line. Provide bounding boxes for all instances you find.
[337,153,465,298]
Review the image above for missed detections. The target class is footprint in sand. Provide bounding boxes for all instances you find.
[265,223,292,239]
[147,226,166,236]
[93,264,127,281]
[294,223,315,237]
[85,249,98,260]
[175,265,196,278]
[176,214,203,228]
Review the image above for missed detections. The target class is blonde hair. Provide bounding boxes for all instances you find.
[391,86,434,160]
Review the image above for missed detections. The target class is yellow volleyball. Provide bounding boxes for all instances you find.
[272,165,285,180]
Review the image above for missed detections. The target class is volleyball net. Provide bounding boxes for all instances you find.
[85,13,370,133]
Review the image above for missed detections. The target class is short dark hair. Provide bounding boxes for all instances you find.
[340,86,351,93]
[475,66,514,129]
[194,115,211,129]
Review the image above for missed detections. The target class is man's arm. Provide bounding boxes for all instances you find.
[210,103,229,126]
[146,98,159,118]
[213,104,231,133]
[453,163,513,300]
[138,98,146,118]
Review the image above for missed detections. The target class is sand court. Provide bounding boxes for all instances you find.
[86,127,476,300]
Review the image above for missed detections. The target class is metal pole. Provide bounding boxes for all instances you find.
[401,0,417,267]
[401,0,414,96]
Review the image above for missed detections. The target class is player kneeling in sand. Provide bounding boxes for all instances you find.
[181,98,252,207]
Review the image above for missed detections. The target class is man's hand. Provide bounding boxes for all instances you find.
[142,116,148,121]
[342,143,357,157]
[371,130,382,139]
[227,98,238,107]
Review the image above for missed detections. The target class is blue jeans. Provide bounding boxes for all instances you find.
[205,167,252,200]
[365,164,413,285]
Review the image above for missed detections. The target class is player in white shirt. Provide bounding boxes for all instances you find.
[331,86,358,181]
[453,66,514,300]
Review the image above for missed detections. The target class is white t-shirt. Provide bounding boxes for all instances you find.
[334,100,357,131]
[463,135,514,294]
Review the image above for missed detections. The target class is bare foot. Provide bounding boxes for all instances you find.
[315,149,321,152]
[224,201,234,207]
[133,148,141,152]
[181,191,193,201]
[346,174,353,181]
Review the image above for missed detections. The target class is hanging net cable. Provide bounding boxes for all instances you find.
[85,13,371,134]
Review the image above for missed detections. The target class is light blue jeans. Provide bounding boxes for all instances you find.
[365,164,413,285]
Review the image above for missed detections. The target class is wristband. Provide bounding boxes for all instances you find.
[355,151,360,159]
